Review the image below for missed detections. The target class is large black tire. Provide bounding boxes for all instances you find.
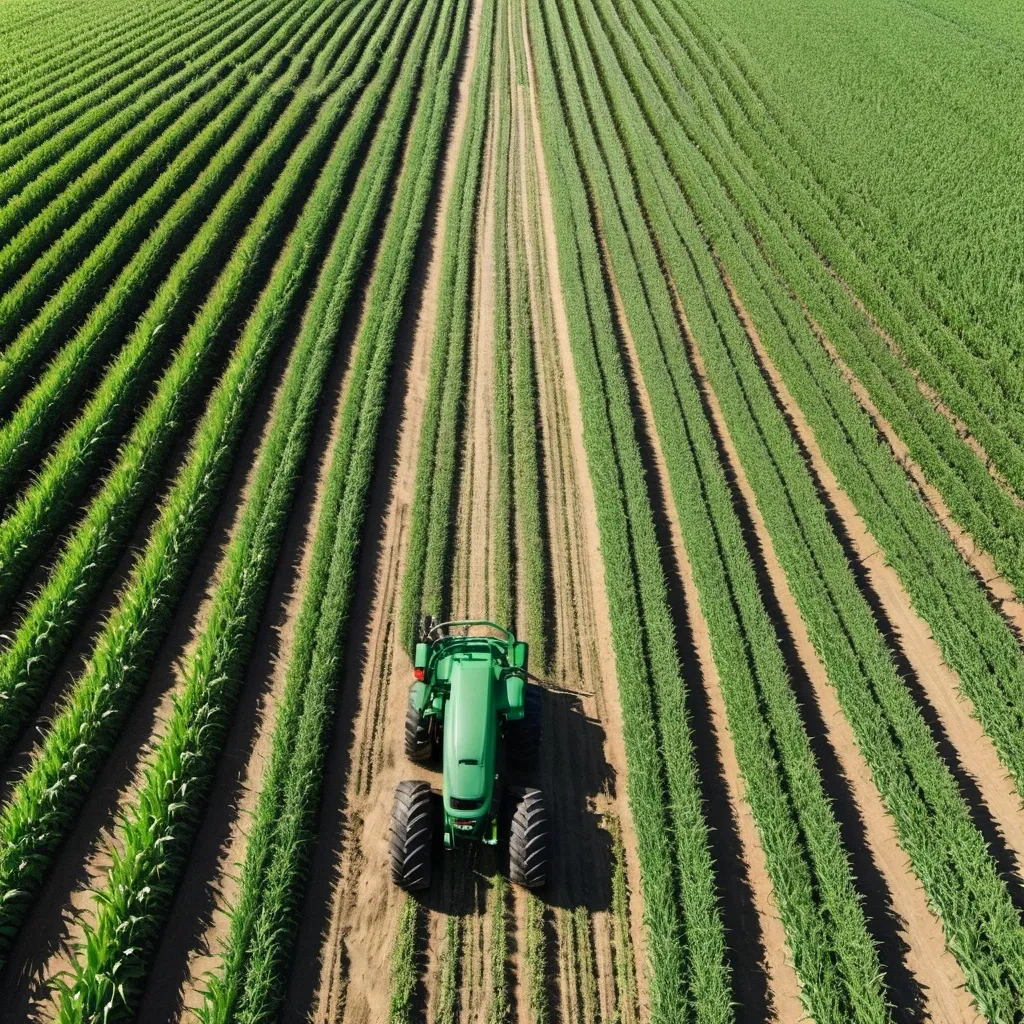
[507,683,542,770]
[390,780,433,890]
[404,689,433,763]
[508,787,549,889]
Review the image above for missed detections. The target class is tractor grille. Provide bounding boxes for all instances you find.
[449,796,484,810]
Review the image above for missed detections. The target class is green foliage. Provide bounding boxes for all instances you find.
[488,876,511,1024]
[387,898,422,1024]
[0,0,411,962]
[525,895,550,1024]
[0,0,395,754]
[195,2,469,1016]
[48,9,416,1018]
[525,0,733,1018]
[561,0,1024,1014]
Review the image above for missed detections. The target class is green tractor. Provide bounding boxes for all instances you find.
[389,618,549,891]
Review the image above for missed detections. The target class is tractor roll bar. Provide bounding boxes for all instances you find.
[425,619,515,642]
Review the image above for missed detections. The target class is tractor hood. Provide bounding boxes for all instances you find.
[442,656,497,817]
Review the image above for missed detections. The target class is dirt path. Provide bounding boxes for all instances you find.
[683,282,981,1021]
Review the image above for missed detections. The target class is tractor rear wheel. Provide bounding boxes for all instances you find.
[507,683,542,769]
[405,691,434,763]
[390,780,433,890]
[508,787,549,888]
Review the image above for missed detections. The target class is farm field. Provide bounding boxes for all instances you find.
[0,0,1022,1021]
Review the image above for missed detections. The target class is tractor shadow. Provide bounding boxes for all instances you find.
[415,686,613,917]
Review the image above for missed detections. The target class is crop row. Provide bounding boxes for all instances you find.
[657,1,1024,584]
[504,4,548,669]
[525,1,735,1019]
[0,0,359,519]
[732,2,1024,475]
[0,0,266,225]
[0,0,188,114]
[50,5,435,1016]
[535,0,891,1017]
[196,3,470,1018]
[672,0,1024,472]
[0,0,355,512]
[0,0,393,762]
[0,0,417,963]
[618,0,1024,847]
[571,0,1024,1015]
[491,0,515,632]
[0,0,222,146]
[0,0,317,327]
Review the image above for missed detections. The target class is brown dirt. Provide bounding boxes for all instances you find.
[702,279,983,1021]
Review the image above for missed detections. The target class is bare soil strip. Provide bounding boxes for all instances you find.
[517,5,648,1017]
[681,282,982,1021]
[439,46,503,1022]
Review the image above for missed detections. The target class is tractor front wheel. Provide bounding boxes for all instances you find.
[405,692,435,763]
[390,780,434,890]
[508,787,549,888]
